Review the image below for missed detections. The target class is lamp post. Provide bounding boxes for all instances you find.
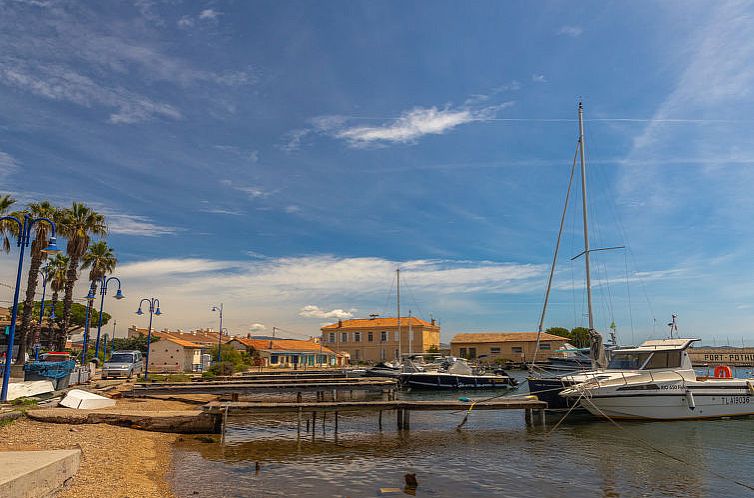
[0,214,60,402]
[136,298,161,380]
[94,276,124,359]
[80,285,96,364]
[33,264,55,361]
[102,333,108,362]
[211,303,223,364]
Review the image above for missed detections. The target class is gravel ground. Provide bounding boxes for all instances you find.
[0,397,196,497]
[0,418,176,497]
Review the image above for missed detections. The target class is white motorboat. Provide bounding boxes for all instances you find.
[560,338,754,420]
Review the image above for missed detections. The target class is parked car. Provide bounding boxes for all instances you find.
[102,350,144,379]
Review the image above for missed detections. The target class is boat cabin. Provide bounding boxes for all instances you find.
[606,338,699,371]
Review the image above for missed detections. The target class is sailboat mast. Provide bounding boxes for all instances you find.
[396,268,401,361]
[578,101,595,333]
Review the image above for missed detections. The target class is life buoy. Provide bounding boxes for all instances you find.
[714,365,733,378]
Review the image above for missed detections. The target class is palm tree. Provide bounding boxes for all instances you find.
[81,241,117,356]
[0,194,17,253]
[56,203,107,350]
[16,201,58,363]
[45,253,68,347]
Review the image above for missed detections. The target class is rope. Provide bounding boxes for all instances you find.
[546,391,585,435]
[455,400,478,430]
[578,396,754,492]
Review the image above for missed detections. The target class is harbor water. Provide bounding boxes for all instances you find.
[170,371,754,497]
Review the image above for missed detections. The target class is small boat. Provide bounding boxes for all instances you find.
[560,338,754,420]
[400,357,517,390]
[364,361,402,378]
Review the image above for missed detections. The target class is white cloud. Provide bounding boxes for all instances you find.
[0,151,19,179]
[285,205,301,214]
[199,9,221,20]
[557,25,583,37]
[220,179,272,199]
[531,74,547,83]
[177,16,194,28]
[117,258,241,278]
[249,323,267,332]
[248,150,259,163]
[299,305,354,320]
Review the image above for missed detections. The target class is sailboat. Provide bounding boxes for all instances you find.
[527,101,632,409]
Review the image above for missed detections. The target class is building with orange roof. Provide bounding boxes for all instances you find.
[148,335,204,373]
[127,325,232,347]
[227,336,342,368]
[320,316,440,363]
[450,332,569,363]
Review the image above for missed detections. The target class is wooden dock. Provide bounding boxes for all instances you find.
[204,398,548,432]
[129,378,397,397]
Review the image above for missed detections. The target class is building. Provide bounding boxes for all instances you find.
[450,332,569,363]
[320,316,441,363]
[127,325,232,348]
[148,336,203,373]
[227,337,342,367]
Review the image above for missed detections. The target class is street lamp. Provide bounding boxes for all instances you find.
[33,264,56,361]
[94,276,124,358]
[136,298,161,380]
[0,214,59,402]
[80,285,96,364]
[211,303,223,364]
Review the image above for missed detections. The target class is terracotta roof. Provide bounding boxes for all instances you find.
[321,317,437,330]
[160,336,203,348]
[230,337,336,354]
[135,328,231,345]
[450,332,568,344]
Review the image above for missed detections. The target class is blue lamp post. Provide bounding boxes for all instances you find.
[211,303,223,363]
[80,285,96,364]
[136,298,161,380]
[0,214,60,402]
[94,276,124,359]
[33,264,55,361]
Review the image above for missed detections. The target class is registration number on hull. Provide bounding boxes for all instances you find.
[721,396,751,405]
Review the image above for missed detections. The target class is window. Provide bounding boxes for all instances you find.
[341,332,348,343]
[512,346,523,354]
[394,331,399,341]
[469,347,477,359]
[329,332,335,343]
[354,350,360,360]
[644,351,682,369]
[460,347,467,358]
[368,331,373,342]
[540,343,551,351]
[490,347,501,354]
[354,332,361,342]
[394,349,399,360]
[381,331,388,342]
[380,349,386,361]
[608,352,652,370]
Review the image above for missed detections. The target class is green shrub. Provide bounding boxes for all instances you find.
[209,361,235,376]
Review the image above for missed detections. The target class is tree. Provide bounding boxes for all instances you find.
[19,301,110,348]
[56,203,107,350]
[426,344,440,353]
[81,240,117,352]
[0,194,17,253]
[47,254,69,334]
[570,327,591,348]
[16,201,58,364]
[545,327,571,340]
[110,334,157,354]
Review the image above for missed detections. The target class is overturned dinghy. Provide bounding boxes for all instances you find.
[60,389,116,410]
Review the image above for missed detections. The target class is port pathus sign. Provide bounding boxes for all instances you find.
[689,348,754,366]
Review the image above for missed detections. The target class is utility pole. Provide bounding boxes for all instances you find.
[396,268,401,361]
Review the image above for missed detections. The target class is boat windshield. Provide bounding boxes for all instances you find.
[607,352,652,370]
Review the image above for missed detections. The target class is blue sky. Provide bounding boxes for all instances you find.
[2,0,754,345]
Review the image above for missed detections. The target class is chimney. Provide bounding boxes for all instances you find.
[247,333,251,339]
[431,318,436,326]
[338,319,342,328]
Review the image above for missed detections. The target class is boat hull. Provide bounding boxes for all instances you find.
[402,373,515,390]
[527,377,579,410]
[579,392,754,420]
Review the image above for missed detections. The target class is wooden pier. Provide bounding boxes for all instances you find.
[129,378,397,398]
[203,398,548,433]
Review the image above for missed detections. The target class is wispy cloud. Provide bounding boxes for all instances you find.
[531,74,547,83]
[287,102,514,150]
[299,305,354,320]
[105,212,181,236]
[221,179,273,199]
[0,151,19,180]
[557,25,583,37]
